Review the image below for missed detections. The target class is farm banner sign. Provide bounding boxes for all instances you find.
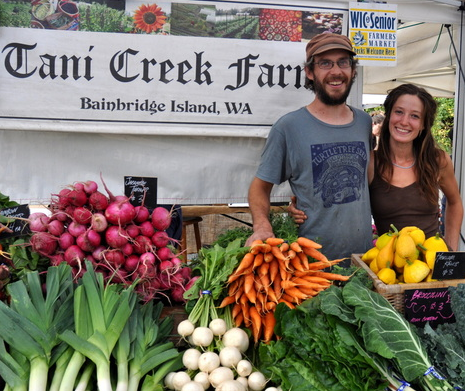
[0,0,348,135]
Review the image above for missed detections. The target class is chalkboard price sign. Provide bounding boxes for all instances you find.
[404,287,454,328]
[124,176,157,208]
[431,252,465,280]
[0,204,31,239]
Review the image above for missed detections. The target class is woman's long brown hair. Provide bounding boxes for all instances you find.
[375,83,441,205]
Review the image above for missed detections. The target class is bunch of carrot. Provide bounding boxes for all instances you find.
[219,237,350,344]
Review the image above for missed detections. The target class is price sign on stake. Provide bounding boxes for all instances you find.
[124,176,157,208]
[0,204,31,239]
[431,252,465,280]
[404,287,455,328]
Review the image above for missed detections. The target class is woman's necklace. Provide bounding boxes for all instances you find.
[392,158,416,169]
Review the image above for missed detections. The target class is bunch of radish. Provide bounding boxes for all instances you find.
[28,178,195,303]
[165,318,281,391]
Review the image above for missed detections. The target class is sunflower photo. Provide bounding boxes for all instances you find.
[127,1,170,34]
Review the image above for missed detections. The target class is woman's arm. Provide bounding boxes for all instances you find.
[439,152,464,250]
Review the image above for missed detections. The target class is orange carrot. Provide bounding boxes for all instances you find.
[232,302,242,319]
[297,237,323,249]
[265,237,284,246]
[302,246,329,262]
[280,279,300,290]
[234,311,244,327]
[251,243,272,255]
[278,298,295,309]
[270,245,286,261]
[234,285,244,303]
[218,295,236,308]
[290,241,303,253]
[249,306,263,344]
[262,310,276,343]
[306,271,351,281]
[265,285,278,303]
[263,252,275,263]
[253,253,264,269]
[233,252,256,275]
[273,274,283,300]
[258,261,270,277]
[284,286,310,300]
[279,242,290,252]
[290,255,305,272]
[297,251,310,269]
[296,275,331,285]
[265,301,277,312]
[268,258,280,282]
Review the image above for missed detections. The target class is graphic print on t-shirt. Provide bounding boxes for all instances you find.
[311,141,367,208]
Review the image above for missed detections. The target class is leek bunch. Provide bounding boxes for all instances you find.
[0,262,183,391]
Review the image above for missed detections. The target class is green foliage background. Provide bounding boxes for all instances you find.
[366,97,455,154]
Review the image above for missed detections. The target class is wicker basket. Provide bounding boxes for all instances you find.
[351,254,465,314]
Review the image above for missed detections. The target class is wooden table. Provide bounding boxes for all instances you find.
[181,204,288,219]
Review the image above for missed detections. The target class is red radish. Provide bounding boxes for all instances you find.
[137,262,156,279]
[103,249,125,267]
[134,205,150,223]
[83,180,98,194]
[30,232,57,255]
[29,212,50,232]
[64,245,85,267]
[159,260,174,272]
[157,246,174,262]
[54,188,71,208]
[151,230,170,248]
[171,257,183,268]
[133,235,153,254]
[90,213,108,232]
[185,276,200,291]
[151,207,172,231]
[139,220,155,237]
[64,205,76,218]
[88,191,109,211]
[48,219,65,236]
[124,255,140,272]
[110,269,128,283]
[68,221,87,238]
[121,242,134,256]
[105,198,136,225]
[67,189,87,207]
[73,207,93,225]
[76,230,101,252]
[58,232,75,250]
[92,245,106,261]
[179,265,191,280]
[73,182,85,192]
[140,251,156,265]
[105,226,128,248]
[125,224,140,238]
[53,211,68,222]
[170,286,186,303]
[49,253,65,266]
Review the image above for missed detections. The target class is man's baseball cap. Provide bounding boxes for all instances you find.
[306,32,356,59]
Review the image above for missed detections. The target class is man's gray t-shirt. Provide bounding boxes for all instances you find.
[256,106,373,261]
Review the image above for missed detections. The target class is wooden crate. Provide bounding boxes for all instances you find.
[351,254,465,314]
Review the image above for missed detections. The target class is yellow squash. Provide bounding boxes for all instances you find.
[361,247,379,264]
[395,233,418,260]
[403,260,430,283]
[423,233,448,269]
[377,267,396,285]
[376,234,397,270]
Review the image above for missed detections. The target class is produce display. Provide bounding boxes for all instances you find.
[26,179,194,303]
[361,225,449,284]
[1,185,465,391]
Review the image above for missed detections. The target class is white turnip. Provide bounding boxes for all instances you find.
[177,319,195,337]
[236,360,253,377]
[172,372,191,391]
[192,327,214,347]
[222,328,250,353]
[219,346,242,368]
[182,348,201,370]
[217,380,246,391]
[193,372,210,390]
[164,372,176,390]
[209,318,227,336]
[197,351,220,373]
[247,372,267,391]
[208,367,234,388]
[181,381,204,391]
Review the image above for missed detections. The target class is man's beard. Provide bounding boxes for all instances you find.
[313,76,354,106]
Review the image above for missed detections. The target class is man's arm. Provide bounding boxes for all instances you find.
[245,177,275,246]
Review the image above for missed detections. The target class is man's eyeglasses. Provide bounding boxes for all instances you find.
[314,58,353,70]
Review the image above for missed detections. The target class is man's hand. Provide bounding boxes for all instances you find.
[288,196,307,225]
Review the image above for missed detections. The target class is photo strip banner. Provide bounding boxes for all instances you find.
[0,0,348,134]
